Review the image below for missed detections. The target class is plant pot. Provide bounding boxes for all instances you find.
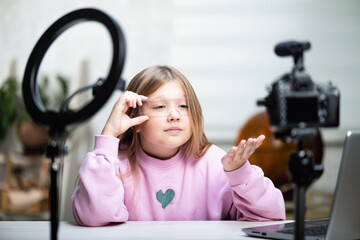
[17,120,49,154]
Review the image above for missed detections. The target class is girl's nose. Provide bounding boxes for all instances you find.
[167,109,180,121]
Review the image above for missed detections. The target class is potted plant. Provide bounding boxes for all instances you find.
[0,76,27,142]
[0,74,69,218]
[0,74,69,153]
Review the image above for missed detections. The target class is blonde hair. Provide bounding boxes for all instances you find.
[119,65,212,176]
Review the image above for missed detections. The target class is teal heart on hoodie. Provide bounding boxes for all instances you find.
[156,189,175,209]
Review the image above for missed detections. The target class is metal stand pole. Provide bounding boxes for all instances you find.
[50,155,58,240]
[289,139,323,240]
[294,184,306,240]
[46,137,65,240]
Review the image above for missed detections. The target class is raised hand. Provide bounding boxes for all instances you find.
[221,135,265,172]
[101,91,149,138]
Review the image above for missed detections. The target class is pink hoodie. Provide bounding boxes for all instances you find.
[71,135,285,226]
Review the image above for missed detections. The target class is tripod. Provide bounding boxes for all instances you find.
[22,8,126,240]
[287,131,323,240]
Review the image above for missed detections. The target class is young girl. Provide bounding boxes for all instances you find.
[71,65,285,226]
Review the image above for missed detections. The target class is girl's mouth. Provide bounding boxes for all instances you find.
[164,127,182,134]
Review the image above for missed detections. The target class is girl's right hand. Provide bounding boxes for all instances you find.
[101,91,149,138]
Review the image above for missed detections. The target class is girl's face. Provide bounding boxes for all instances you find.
[138,81,192,160]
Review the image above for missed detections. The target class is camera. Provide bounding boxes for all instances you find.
[257,41,340,134]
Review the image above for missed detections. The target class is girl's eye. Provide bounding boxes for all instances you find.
[153,105,165,110]
[179,104,188,109]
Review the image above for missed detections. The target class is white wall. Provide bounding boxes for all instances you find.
[2,0,360,142]
[1,0,360,220]
[171,0,360,142]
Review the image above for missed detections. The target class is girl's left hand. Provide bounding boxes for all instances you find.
[221,135,265,172]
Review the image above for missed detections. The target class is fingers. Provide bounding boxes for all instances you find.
[123,91,148,109]
[235,135,265,160]
[242,138,256,158]
[103,92,148,136]
[121,91,149,128]
[256,134,265,148]
[113,91,147,115]
[221,146,237,164]
[222,135,265,171]
[128,115,149,128]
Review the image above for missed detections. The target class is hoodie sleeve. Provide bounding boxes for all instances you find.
[71,135,129,226]
[225,161,286,221]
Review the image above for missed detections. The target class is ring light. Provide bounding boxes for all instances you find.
[22,8,126,132]
[21,8,126,240]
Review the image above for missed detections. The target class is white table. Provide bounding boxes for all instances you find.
[0,220,291,240]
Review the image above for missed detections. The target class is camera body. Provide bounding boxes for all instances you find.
[258,41,340,132]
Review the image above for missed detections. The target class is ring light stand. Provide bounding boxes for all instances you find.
[22,8,126,240]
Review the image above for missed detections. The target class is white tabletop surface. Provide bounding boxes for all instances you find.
[0,220,291,240]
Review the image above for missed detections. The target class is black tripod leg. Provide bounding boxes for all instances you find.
[294,184,306,240]
[50,157,58,240]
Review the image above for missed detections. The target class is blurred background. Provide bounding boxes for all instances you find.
[0,0,359,221]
